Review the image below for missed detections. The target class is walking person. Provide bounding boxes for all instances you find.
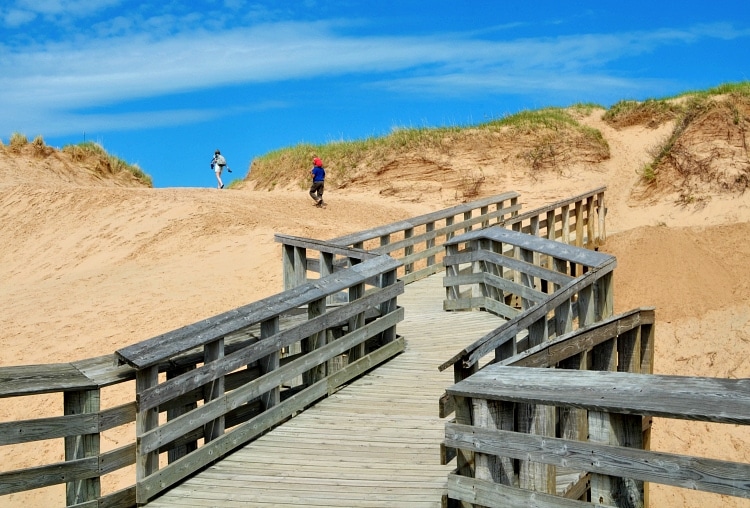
[211,149,231,189]
[309,157,326,207]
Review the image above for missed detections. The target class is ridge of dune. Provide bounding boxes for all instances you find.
[1,106,749,507]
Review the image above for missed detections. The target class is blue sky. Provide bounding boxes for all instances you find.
[1,1,748,188]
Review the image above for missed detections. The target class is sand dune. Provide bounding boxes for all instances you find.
[1,110,749,507]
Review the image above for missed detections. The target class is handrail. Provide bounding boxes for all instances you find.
[0,355,137,506]
[328,191,521,247]
[444,367,750,505]
[440,227,616,374]
[276,191,522,288]
[117,254,404,504]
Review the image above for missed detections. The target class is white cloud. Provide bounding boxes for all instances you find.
[3,8,36,26]
[0,16,746,136]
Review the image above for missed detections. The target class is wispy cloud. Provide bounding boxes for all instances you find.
[0,9,746,136]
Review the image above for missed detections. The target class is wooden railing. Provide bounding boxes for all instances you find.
[0,356,137,507]
[277,191,521,287]
[114,254,403,504]
[0,252,403,507]
[440,308,656,504]
[439,227,617,390]
[0,188,606,507]
[503,186,606,249]
[443,367,750,507]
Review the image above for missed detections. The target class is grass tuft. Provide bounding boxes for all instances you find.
[62,141,153,186]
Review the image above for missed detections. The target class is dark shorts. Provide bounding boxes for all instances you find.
[310,181,325,198]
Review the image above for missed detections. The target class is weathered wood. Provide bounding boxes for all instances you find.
[447,473,606,508]
[444,248,575,287]
[329,191,521,247]
[135,365,159,504]
[275,233,376,260]
[202,338,225,443]
[0,363,96,397]
[440,262,615,373]
[473,399,515,486]
[65,389,101,505]
[0,412,98,446]
[447,366,750,424]
[260,316,281,412]
[446,423,750,499]
[445,272,549,304]
[305,297,328,384]
[137,308,404,456]
[0,455,99,496]
[447,227,612,269]
[137,336,406,504]
[135,281,403,412]
[498,308,655,369]
[116,255,402,370]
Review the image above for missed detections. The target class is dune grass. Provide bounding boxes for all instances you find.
[62,141,153,186]
[250,107,608,190]
[635,81,750,185]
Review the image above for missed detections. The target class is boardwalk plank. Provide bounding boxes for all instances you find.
[147,275,505,507]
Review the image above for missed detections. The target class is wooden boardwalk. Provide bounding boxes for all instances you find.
[147,274,506,507]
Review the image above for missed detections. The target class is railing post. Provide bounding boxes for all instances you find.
[203,339,225,442]
[471,239,487,302]
[304,297,328,385]
[347,283,365,363]
[404,227,414,274]
[167,364,198,462]
[453,395,475,481]
[589,411,644,506]
[135,365,159,504]
[426,221,436,268]
[480,205,489,229]
[586,196,595,249]
[561,204,570,244]
[320,251,335,305]
[597,191,607,245]
[518,402,556,495]
[261,317,281,409]
[283,244,307,290]
[575,200,584,247]
[473,398,515,486]
[444,242,460,304]
[64,389,101,506]
[595,271,615,321]
[379,267,398,344]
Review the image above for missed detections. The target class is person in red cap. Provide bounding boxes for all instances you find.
[309,157,326,207]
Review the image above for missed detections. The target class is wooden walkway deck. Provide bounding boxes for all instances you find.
[146,274,506,507]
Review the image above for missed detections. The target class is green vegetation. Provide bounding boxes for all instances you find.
[250,125,463,189]
[603,99,682,128]
[250,107,609,189]
[62,141,153,187]
[674,81,750,100]
[633,81,750,188]
[604,81,750,129]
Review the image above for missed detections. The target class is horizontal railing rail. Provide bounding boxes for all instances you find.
[444,367,750,507]
[0,355,138,507]
[114,255,404,504]
[439,306,655,419]
[503,186,606,249]
[276,192,521,288]
[440,227,616,381]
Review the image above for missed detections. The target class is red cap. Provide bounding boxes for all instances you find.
[313,157,322,166]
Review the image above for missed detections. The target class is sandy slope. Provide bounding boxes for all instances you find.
[1,112,749,507]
